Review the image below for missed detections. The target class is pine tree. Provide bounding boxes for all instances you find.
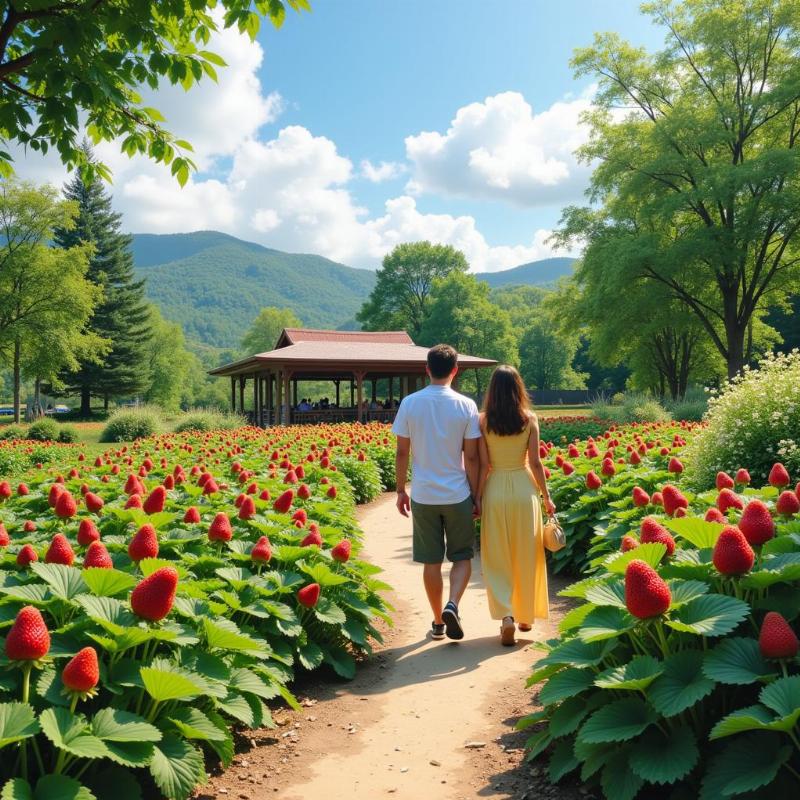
[55,151,152,414]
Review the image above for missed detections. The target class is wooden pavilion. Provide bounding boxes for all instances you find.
[208,328,497,426]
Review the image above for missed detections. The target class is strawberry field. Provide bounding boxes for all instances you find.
[0,424,394,800]
[525,423,800,799]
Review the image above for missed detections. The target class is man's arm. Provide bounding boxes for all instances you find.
[395,435,411,517]
[463,437,481,515]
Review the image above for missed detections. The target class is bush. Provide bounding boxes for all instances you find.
[684,350,800,487]
[173,408,246,433]
[337,456,383,503]
[592,393,671,424]
[665,386,708,422]
[0,424,26,440]
[26,417,60,441]
[57,425,78,443]
[99,405,164,442]
[522,481,800,799]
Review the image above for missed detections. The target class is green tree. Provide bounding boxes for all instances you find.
[357,242,469,339]
[240,307,302,355]
[489,285,550,328]
[0,1,307,182]
[518,312,587,393]
[418,272,518,395]
[141,306,195,412]
[560,0,800,378]
[55,158,153,415]
[0,180,103,421]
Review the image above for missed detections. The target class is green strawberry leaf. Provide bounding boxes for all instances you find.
[548,737,579,782]
[604,543,666,574]
[29,563,87,601]
[666,594,750,637]
[663,517,724,549]
[1,779,33,800]
[578,606,635,643]
[629,725,699,784]
[91,708,161,742]
[539,668,595,706]
[81,568,136,598]
[32,775,96,800]
[0,703,40,748]
[167,707,226,742]
[649,649,715,717]
[39,707,108,759]
[703,637,776,685]
[149,735,204,800]
[140,666,204,702]
[594,655,663,691]
[578,698,657,744]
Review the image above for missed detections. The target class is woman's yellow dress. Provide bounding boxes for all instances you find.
[481,420,549,623]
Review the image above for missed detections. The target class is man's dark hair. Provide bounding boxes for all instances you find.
[427,344,458,379]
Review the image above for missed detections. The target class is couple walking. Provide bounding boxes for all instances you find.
[393,344,555,646]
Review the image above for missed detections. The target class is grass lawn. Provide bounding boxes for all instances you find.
[535,405,592,418]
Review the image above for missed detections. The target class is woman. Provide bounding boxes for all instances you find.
[478,365,555,646]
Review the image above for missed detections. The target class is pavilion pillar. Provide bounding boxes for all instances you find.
[355,372,365,423]
[276,371,283,426]
[292,379,298,408]
[452,370,460,392]
[238,376,245,416]
[334,380,340,408]
[268,373,274,425]
[389,377,394,405]
[283,370,292,425]
[252,373,259,426]
[350,379,355,408]
[371,379,377,403]
[230,377,236,412]
[400,376,408,400]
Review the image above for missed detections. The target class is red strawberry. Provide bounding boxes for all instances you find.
[735,468,751,485]
[54,491,77,519]
[284,470,298,484]
[259,488,271,501]
[662,485,688,517]
[0,481,11,501]
[297,583,321,608]
[251,536,272,563]
[295,465,306,478]
[776,491,800,517]
[84,492,104,513]
[48,483,64,507]
[668,457,684,473]
[624,560,671,619]
[327,485,337,499]
[712,526,754,575]
[632,487,650,507]
[301,530,323,548]
[163,474,175,490]
[586,471,602,490]
[629,450,641,465]
[600,459,615,477]
[125,495,142,509]
[273,489,294,514]
[738,500,775,546]
[639,517,675,557]
[5,606,50,660]
[128,524,159,561]
[16,544,38,567]
[238,496,256,520]
[331,540,351,562]
[123,474,141,495]
[234,493,245,508]
[0,524,8,548]
[84,541,113,569]
[77,519,100,546]
[298,483,311,500]
[292,509,308,526]
[208,512,233,542]
[705,507,726,523]
[246,482,258,495]
[202,479,219,495]
[46,534,75,565]
[621,535,639,552]
[183,506,201,524]
[759,612,799,659]
[717,488,743,513]
[62,647,100,693]
[769,463,790,488]
[143,486,166,515]
[130,566,178,621]
[16,483,29,496]
[651,491,663,507]
[716,472,734,490]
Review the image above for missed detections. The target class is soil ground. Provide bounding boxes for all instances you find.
[195,493,592,800]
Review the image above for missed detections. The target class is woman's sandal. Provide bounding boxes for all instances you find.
[501,616,516,646]
[517,623,532,632]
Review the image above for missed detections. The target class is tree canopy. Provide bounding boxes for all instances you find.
[0,0,308,182]
[357,242,469,340]
[240,307,302,356]
[558,0,800,378]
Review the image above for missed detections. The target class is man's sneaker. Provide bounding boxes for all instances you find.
[431,622,446,640]
[442,601,464,640]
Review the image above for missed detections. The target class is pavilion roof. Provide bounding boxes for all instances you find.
[208,329,497,377]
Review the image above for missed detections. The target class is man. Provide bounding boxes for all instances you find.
[393,344,481,641]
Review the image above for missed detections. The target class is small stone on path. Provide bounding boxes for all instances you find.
[464,741,486,749]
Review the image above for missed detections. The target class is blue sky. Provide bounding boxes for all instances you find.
[255,0,664,248]
[17,0,666,271]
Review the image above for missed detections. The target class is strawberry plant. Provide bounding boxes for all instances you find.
[521,460,800,799]
[0,423,395,798]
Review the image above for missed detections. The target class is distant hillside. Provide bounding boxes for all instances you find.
[477,257,576,288]
[131,232,376,349]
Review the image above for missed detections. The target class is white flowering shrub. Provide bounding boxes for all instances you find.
[684,350,800,487]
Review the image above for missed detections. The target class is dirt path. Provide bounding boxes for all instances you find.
[198,494,579,800]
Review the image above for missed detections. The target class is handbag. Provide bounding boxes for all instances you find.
[543,513,566,552]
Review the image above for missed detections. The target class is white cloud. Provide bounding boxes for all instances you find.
[9,29,582,274]
[360,159,406,183]
[405,90,592,206]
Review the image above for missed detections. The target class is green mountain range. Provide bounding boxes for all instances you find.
[130,231,576,349]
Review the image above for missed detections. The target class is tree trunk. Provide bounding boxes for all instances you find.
[103,395,109,412]
[724,293,745,379]
[34,377,41,418]
[80,386,91,416]
[12,337,20,424]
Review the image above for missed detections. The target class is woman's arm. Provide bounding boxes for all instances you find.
[477,414,490,510]
[527,414,556,516]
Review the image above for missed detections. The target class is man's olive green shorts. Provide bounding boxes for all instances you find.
[410,496,475,564]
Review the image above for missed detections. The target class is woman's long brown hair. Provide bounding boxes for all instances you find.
[483,365,531,436]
